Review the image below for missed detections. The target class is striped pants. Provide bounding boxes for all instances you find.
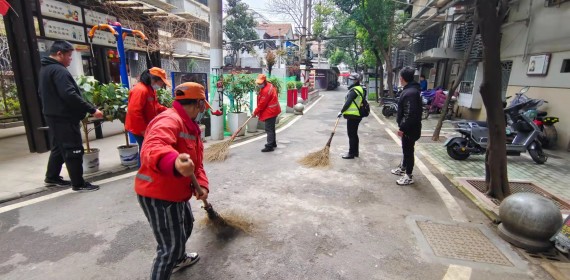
[138,195,194,280]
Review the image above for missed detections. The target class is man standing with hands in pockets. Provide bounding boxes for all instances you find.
[135,82,210,279]
[391,67,423,185]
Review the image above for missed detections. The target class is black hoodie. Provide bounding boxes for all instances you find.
[39,57,96,122]
[397,81,422,140]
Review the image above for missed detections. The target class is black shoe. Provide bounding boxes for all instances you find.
[342,154,356,159]
[72,182,100,192]
[44,176,71,187]
[172,252,200,273]
[272,143,277,148]
[261,147,274,152]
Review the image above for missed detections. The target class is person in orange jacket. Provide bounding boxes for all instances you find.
[125,67,171,163]
[135,82,210,279]
[253,74,282,152]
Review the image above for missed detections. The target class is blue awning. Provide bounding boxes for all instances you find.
[285,41,298,47]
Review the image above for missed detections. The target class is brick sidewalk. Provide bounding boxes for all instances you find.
[372,104,570,202]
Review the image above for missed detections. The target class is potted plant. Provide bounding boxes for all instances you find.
[77,76,103,173]
[99,83,137,167]
[223,73,255,137]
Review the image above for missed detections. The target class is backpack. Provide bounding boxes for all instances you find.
[352,87,370,117]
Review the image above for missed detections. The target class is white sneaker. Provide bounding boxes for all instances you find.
[172,252,199,273]
[396,174,414,185]
[391,166,405,176]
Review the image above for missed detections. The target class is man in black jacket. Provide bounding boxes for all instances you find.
[39,41,103,192]
[391,67,422,185]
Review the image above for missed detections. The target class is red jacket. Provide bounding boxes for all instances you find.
[125,82,168,136]
[134,107,209,202]
[253,82,281,121]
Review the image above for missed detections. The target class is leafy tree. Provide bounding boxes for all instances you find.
[224,0,259,66]
[324,12,362,71]
[332,0,401,95]
[328,48,346,65]
[266,50,276,76]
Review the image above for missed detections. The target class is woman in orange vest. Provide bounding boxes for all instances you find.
[253,74,282,152]
[125,67,171,164]
[135,82,210,279]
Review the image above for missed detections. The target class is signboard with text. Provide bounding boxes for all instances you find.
[41,0,83,24]
[86,28,116,48]
[85,10,116,26]
[43,20,85,43]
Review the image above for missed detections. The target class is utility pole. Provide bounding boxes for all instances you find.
[300,0,308,84]
[209,0,224,140]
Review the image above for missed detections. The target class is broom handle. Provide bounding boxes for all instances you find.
[190,173,210,208]
[230,115,254,141]
[325,117,341,147]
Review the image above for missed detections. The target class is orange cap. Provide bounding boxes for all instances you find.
[255,74,267,85]
[174,82,212,109]
[149,67,171,87]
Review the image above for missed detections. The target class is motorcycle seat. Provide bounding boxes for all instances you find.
[537,111,547,117]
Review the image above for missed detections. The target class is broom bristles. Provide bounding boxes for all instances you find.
[204,140,231,162]
[298,146,331,168]
[200,210,254,235]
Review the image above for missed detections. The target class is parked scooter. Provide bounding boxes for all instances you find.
[381,89,402,117]
[422,89,457,120]
[444,93,548,164]
[509,87,559,148]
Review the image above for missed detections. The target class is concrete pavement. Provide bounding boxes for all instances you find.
[0,87,556,279]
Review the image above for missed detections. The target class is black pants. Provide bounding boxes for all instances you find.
[45,118,85,187]
[264,117,277,148]
[138,195,194,280]
[133,134,144,168]
[401,134,417,175]
[347,118,362,156]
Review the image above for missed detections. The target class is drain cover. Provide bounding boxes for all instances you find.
[417,221,513,266]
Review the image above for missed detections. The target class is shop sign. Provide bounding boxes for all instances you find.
[124,36,146,51]
[41,0,83,24]
[85,10,116,26]
[87,28,117,48]
[43,20,85,43]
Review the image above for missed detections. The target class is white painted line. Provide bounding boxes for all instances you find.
[0,171,137,214]
[442,265,472,280]
[232,94,325,148]
[370,109,385,125]
[384,128,468,223]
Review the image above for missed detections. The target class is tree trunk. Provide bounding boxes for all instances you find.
[432,23,479,141]
[477,0,510,199]
[373,48,381,103]
[379,63,385,101]
[381,48,394,96]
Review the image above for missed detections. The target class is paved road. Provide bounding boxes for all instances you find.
[0,88,552,279]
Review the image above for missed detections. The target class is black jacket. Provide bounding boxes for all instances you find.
[340,83,365,119]
[397,82,422,139]
[39,57,96,122]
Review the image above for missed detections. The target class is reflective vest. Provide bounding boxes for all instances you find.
[343,86,364,117]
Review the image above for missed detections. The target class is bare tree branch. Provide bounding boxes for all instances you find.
[265,0,304,27]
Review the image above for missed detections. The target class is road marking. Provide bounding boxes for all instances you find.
[383,127,468,223]
[232,94,325,148]
[0,171,137,214]
[442,265,472,280]
[371,108,385,125]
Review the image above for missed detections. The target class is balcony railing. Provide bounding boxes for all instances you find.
[174,39,210,57]
[168,0,209,22]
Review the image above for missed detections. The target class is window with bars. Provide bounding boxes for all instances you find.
[501,61,513,97]
[192,23,209,42]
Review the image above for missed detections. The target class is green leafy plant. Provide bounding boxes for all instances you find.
[286,81,297,90]
[222,73,255,113]
[295,81,304,90]
[156,88,173,108]
[266,77,283,97]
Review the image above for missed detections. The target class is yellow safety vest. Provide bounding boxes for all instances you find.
[343,86,364,117]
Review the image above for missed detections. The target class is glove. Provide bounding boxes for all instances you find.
[337,112,342,118]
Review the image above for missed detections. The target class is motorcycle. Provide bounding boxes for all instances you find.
[422,89,456,120]
[443,93,548,164]
[509,87,559,149]
[381,89,402,118]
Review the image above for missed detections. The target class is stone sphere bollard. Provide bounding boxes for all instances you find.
[297,97,304,104]
[293,102,305,115]
[498,193,563,252]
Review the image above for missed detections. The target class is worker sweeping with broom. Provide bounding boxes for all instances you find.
[135,82,211,279]
[253,74,281,153]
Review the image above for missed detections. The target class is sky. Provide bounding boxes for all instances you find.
[223,0,294,23]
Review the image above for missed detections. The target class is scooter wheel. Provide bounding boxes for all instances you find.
[447,141,470,160]
[382,106,393,117]
[422,107,429,119]
[528,142,547,164]
[542,125,558,149]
